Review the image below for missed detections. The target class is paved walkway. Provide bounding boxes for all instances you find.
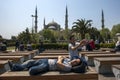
[99,74,115,80]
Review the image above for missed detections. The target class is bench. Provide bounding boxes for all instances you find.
[0,53,31,61]
[116,51,120,54]
[85,53,120,66]
[33,55,69,59]
[0,56,24,63]
[43,50,68,53]
[94,57,120,74]
[0,67,98,80]
[0,60,10,74]
[100,48,114,51]
[79,51,114,57]
[15,50,39,58]
[39,53,69,56]
[112,65,120,80]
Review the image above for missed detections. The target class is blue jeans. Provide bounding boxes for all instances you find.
[12,59,49,75]
[71,56,80,60]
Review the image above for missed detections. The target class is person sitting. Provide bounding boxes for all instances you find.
[39,41,44,52]
[114,40,120,52]
[68,35,87,60]
[19,42,24,51]
[86,40,93,51]
[27,42,32,51]
[89,39,95,50]
[15,40,20,51]
[8,56,87,75]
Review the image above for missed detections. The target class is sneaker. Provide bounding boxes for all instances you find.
[8,60,13,71]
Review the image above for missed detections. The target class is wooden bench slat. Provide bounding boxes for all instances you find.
[33,55,69,59]
[0,56,24,63]
[0,67,98,80]
[39,53,69,56]
[85,54,120,66]
[0,53,32,61]
[43,50,68,53]
[0,60,8,68]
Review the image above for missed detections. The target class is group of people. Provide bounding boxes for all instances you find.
[15,41,33,51]
[8,35,88,75]
[85,39,95,51]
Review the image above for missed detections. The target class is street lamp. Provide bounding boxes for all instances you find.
[31,15,35,29]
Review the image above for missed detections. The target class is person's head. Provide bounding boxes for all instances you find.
[71,57,87,73]
[69,35,75,43]
[70,58,81,67]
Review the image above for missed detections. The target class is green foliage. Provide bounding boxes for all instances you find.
[100,43,115,48]
[100,28,111,42]
[95,44,100,49]
[17,27,40,44]
[41,29,59,43]
[111,24,120,38]
[72,19,92,39]
[42,29,54,40]
[31,33,40,43]
[17,28,31,44]
[88,27,100,40]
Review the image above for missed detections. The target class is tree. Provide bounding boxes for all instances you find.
[11,36,17,40]
[42,29,56,43]
[31,33,40,43]
[72,19,92,39]
[100,28,111,43]
[111,24,120,38]
[88,27,100,41]
[17,27,32,44]
[0,35,2,39]
[0,35,2,42]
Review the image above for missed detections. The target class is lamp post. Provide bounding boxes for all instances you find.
[31,15,34,29]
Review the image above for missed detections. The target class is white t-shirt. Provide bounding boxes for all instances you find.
[48,58,72,72]
[68,42,80,60]
[116,41,120,46]
[48,59,57,71]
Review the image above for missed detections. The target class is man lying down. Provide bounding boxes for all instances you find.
[8,56,87,75]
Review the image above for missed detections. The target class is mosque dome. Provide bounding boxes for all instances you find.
[45,20,60,31]
[47,20,58,26]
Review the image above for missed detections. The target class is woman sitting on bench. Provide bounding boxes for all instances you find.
[8,56,87,75]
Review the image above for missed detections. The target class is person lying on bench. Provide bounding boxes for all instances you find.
[8,56,87,75]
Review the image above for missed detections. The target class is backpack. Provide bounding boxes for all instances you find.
[71,57,88,73]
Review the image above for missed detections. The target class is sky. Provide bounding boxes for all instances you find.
[0,0,120,39]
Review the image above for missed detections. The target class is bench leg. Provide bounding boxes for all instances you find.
[112,67,120,80]
[94,60,113,74]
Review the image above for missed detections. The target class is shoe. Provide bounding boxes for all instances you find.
[8,60,13,71]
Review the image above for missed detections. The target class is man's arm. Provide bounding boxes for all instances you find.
[71,39,87,50]
[56,56,66,69]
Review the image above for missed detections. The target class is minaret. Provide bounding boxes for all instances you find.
[65,6,68,30]
[101,9,105,29]
[35,6,38,33]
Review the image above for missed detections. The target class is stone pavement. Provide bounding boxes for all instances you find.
[99,74,115,80]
